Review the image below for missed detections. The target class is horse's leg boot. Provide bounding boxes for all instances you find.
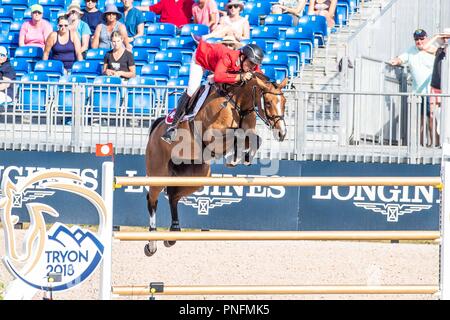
[161,92,190,144]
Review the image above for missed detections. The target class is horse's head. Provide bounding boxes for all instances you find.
[252,73,288,141]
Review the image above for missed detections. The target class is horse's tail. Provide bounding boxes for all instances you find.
[149,117,165,136]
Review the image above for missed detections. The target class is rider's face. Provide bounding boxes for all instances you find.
[242,58,257,72]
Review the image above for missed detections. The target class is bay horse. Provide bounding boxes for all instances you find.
[144,73,288,256]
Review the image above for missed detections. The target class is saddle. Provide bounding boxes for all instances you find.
[165,85,209,125]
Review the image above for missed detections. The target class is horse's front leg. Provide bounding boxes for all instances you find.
[144,188,161,257]
[243,130,262,166]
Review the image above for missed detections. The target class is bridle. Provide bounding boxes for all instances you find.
[214,73,285,129]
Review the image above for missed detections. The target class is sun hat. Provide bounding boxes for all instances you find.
[30,4,44,13]
[102,4,122,20]
[67,1,84,16]
[226,0,244,11]
[220,35,242,49]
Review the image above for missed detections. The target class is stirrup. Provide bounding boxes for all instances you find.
[161,127,177,144]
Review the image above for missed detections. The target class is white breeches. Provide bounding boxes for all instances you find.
[187,55,205,97]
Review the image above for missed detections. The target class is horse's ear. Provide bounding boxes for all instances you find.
[279,78,289,89]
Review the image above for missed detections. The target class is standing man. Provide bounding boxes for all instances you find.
[119,0,145,44]
[136,0,194,28]
[390,29,436,146]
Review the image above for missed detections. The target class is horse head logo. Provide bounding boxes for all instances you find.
[0,169,109,296]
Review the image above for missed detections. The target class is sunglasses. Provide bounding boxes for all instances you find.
[0,54,6,57]
[86,0,97,2]
[228,4,240,9]
[58,24,69,27]
[32,11,43,14]
[414,37,425,41]
[69,10,79,14]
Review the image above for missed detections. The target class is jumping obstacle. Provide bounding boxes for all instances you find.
[99,159,450,300]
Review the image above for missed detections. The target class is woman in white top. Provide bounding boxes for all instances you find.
[202,0,249,42]
[272,0,306,26]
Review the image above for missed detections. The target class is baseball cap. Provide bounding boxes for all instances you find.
[30,4,44,13]
[0,46,8,57]
[413,29,427,39]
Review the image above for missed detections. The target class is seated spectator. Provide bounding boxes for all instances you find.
[19,4,53,50]
[119,0,145,44]
[308,0,337,28]
[0,46,16,105]
[272,0,306,26]
[103,31,136,80]
[136,0,194,28]
[220,35,242,49]
[92,4,132,51]
[67,1,92,56]
[43,15,83,72]
[81,0,103,35]
[193,0,220,32]
[202,0,249,42]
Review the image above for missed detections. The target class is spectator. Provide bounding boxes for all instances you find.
[424,31,450,147]
[19,4,53,50]
[119,0,145,43]
[103,31,136,80]
[390,29,436,147]
[81,0,103,35]
[272,0,306,26]
[202,0,250,42]
[43,15,83,72]
[308,0,337,28]
[192,0,219,32]
[136,0,194,28]
[66,1,92,56]
[92,4,132,51]
[0,46,16,105]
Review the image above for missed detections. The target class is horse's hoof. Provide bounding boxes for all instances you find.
[144,243,157,257]
[164,240,176,247]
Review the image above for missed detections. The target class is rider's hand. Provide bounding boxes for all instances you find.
[241,72,253,82]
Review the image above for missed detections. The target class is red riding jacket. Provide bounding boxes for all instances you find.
[194,40,262,84]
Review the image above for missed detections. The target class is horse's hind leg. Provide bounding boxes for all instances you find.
[144,188,161,256]
[164,186,181,247]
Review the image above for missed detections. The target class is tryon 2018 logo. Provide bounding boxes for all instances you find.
[0,169,108,296]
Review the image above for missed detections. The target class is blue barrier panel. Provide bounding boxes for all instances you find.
[0,151,440,231]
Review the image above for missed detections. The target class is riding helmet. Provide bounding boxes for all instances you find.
[240,44,264,65]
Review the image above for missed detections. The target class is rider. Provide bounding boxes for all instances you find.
[161,39,265,144]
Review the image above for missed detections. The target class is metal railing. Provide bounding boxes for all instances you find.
[0,80,444,164]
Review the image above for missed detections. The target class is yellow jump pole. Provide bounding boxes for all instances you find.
[111,285,439,296]
[113,230,440,241]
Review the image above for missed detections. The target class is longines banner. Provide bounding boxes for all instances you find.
[0,150,440,231]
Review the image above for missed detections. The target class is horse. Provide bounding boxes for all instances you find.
[143,73,289,256]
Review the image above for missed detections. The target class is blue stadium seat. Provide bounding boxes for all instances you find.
[126,76,157,115]
[251,26,280,40]
[166,37,195,64]
[91,76,123,113]
[217,0,226,11]
[260,66,285,85]
[85,48,109,62]
[248,38,270,53]
[264,14,294,27]
[71,61,102,81]
[142,11,156,26]
[167,78,187,111]
[335,3,349,26]
[272,40,307,74]
[152,51,183,77]
[284,26,315,56]
[141,63,170,82]
[262,52,290,79]
[243,13,260,27]
[14,46,43,59]
[180,24,209,37]
[10,58,29,79]
[243,2,271,16]
[39,0,65,8]
[146,23,177,37]
[133,48,151,74]
[57,75,88,112]
[19,73,51,111]
[33,60,64,81]
[0,33,19,55]
[297,15,328,47]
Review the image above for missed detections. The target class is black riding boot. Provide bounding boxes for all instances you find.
[161,92,190,144]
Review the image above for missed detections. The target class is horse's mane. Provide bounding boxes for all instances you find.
[254,72,278,89]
